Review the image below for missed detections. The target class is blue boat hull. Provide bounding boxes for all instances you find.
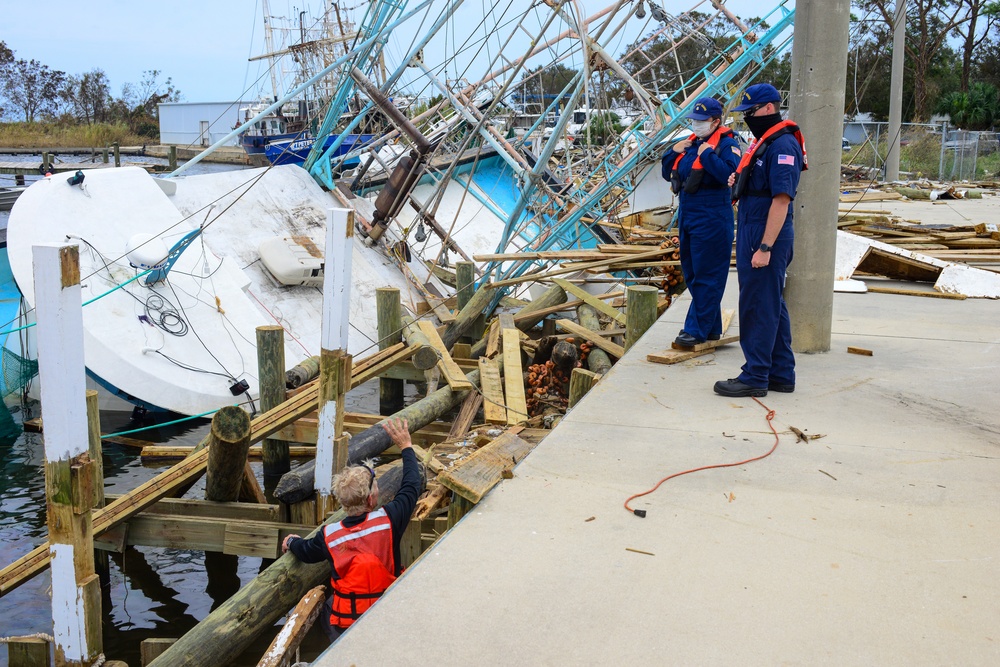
[240,131,301,155]
[265,134,375,166]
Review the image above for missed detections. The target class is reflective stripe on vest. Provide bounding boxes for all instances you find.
[323,507,397,628]
[670,126,735,194]
[731,120,807,202]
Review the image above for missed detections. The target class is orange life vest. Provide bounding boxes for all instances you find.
[731,120,807,202]
[669,125,736,194]
[323,507,397,628]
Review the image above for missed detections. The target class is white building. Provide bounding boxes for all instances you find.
[158,102,242,147]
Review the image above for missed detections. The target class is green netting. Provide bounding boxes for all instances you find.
[1,344,38,398]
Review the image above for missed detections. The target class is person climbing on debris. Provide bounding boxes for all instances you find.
[281,417,420,642]
[715,82,806,398]
[662,97,741,347]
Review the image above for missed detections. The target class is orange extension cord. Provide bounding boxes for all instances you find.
[624,397,779,517]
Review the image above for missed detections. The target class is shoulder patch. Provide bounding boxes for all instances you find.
[731,146,741,155]
[777,154,795,166]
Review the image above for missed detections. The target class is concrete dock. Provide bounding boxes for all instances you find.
[317,269,999,665]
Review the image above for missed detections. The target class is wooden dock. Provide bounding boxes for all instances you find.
[0,161,165,176]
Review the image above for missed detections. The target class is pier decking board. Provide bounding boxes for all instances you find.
[436,430,535,503]
[555,319,625,358]
[478,358,508,424]
[500,314,528,424]
[417,319,474,391]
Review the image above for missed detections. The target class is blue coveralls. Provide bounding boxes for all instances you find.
[734,132,803,389]
[661,133,741,341]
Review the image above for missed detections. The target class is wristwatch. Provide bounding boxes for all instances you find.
[759,242,772,252]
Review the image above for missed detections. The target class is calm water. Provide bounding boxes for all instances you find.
[0,154,370,665]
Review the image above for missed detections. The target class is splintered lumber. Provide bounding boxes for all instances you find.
[647,335,739,364]
[147,462,414,667]
[485,319,502,358]
[448,392,483,438]
[500,314,528,425]
[856,247,942,282]
[865,285,967,299]
[417,319,474,391]
[577,304,613,375]
[478,357,507,424]
[568,368,601,408]
[440,283,495,350]
[413,483,450,520]
[551,278,626,325]
[555,319,625,359]
[206,407,253,502]
[401,314,441,370]
[256,586,326,667]
[437,431,536,503]
[274,366,485,504]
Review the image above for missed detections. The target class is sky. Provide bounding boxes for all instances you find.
[2,0,792,105]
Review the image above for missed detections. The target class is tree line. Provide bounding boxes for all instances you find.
[516,1,1000,131]
[0,40,182,137]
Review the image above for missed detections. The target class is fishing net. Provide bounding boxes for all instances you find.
[0,344,37,399]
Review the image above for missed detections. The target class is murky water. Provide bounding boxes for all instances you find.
[0,155,368,665]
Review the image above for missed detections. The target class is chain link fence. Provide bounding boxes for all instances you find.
[842,121,1000,183]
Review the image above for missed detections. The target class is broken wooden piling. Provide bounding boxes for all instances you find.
[377,287,405,415]
[205,406,253,502]
[257,325,290,478]
[625,285,659,351]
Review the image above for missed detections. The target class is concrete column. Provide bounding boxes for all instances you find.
[786,0,851,353]
[884,1,908,182]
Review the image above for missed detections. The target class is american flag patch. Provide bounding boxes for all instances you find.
[777,154,796,165]
[731,146,741,155]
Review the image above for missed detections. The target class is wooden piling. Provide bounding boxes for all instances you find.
[447,494,473,528]
[440,282,495,351]
[577,304,613,375]
[113,142,120,167]
[33,243,102,666]
[141,639,176,666]
[625,285,659,351]
[101,148,109,164]
[568,368,601,408]
[256,325,290,478]
[41,152,51,173]
[85,390,109,584]
[7,637,51,667]
[401,314,441,370]
[168,145,177,171]
[316,208,354,520]
[205,406,252,503]
[455,261,484,342]
[377,287,405,415]
[15,173,25,186]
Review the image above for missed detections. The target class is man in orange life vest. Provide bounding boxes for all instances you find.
[715,82,806,398]
[661,97,741,346]
[281,417,420,642]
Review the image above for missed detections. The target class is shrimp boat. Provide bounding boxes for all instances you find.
[4,0,796,414]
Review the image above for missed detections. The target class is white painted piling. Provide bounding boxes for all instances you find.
[33,243,102,666]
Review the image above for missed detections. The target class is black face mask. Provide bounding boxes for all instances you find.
[745,112,783,139]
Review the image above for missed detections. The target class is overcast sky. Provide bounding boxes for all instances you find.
[3,0,796,104]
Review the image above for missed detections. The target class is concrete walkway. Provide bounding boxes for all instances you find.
[318,275,1000,666]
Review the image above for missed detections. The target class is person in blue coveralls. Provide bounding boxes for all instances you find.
[661,97,741,347]
[714,83,807,398]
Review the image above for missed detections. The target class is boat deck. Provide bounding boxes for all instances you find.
[318,271,1000,665]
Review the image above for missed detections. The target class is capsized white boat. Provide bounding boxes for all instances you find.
[6,164,509,415]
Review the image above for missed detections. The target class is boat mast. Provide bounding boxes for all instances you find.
[262,0,282,102]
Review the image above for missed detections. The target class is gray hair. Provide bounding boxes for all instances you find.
[332,459,377,515]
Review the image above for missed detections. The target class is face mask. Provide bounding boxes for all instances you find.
[745,112,782,139]
[690,119,716,139]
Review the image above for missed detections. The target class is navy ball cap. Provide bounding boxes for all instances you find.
[686,97,723,120]
[732,83,781,112]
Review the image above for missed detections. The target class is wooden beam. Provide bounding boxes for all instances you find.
[257,586,326,667]
[500,314,528,424]
[487,247,666,288]
[864,285,967,299]
[647,335,740,364]
[141,444,318,461]
[437,431,536,503]
[551,278,626,325]
[417,319,474,391]
[478,358,507,424]
[447,392,483,439]
[103,495,281,522]
[555,319,625,359]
